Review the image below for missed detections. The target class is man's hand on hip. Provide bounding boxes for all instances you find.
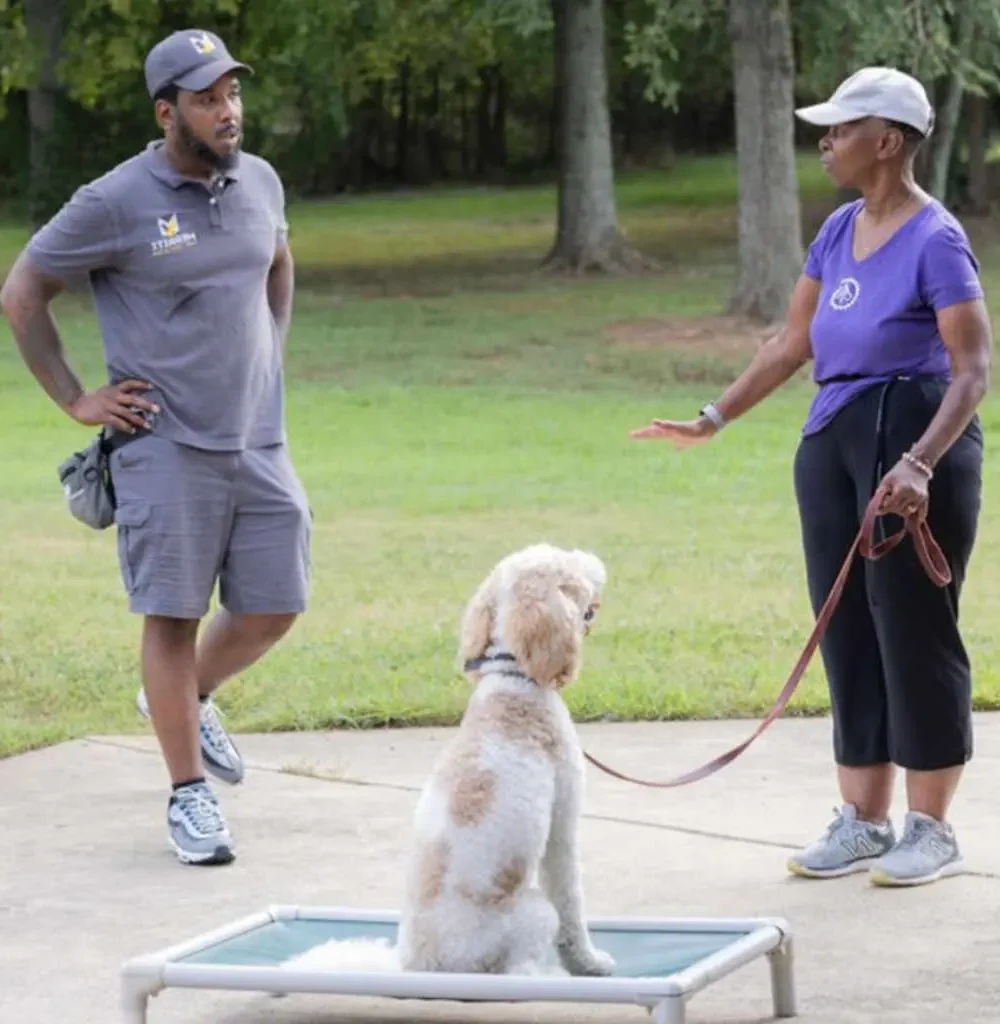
[66,379,159,433]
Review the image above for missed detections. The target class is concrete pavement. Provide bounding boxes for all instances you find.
[2,714,1000,1024]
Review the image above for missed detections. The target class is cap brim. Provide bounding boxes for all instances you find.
[175,58,253,93]
[794,101,854,126]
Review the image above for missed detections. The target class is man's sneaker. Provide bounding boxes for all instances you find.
[167,782,235,866]
[869,811,964,887]
[137,688,245,785]
[787,804,896,878]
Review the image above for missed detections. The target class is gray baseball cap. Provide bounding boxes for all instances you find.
[795,66,934,137]
[144,28,253,99]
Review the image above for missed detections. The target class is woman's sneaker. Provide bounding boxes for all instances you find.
[167,781,235,866]
[869,811,964,887]
[137,688,245,785]
[787,804,896,878]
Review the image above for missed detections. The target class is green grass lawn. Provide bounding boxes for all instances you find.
[0,154,835,286]
[3,152,1000,759]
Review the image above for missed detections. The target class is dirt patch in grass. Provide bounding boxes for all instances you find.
[464,346,516,367]
[605,314,774,359]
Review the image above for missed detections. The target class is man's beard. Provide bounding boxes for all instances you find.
[177,113,240,172]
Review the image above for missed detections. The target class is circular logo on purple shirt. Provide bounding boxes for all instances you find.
[829,276,860,311]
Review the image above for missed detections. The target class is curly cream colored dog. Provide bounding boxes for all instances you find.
[283,543,613,978]
[396,542,613,977]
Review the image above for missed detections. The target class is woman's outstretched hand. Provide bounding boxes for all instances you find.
[629,417,718,450]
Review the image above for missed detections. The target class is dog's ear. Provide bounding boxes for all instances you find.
[570,550,606,595]
[498,570,584,689]
[457,572,496,672]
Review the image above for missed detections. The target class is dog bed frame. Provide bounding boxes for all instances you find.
[120,905,796,1024]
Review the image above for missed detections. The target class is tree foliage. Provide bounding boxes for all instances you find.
[793,0,1000,94]
[1,0,1000,220]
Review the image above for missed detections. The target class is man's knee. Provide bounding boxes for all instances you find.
[144,614,200,647]
[142,617,200,684]
[232,612,299,646]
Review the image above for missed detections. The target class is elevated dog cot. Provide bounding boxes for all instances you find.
[120,905,797,1024]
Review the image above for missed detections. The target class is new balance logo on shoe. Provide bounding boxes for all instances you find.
[839,832,885,860]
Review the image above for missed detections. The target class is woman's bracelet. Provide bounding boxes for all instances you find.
[902,449,934,480]
[699,401,726,430]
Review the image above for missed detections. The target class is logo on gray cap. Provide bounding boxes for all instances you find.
[144,28,253,99]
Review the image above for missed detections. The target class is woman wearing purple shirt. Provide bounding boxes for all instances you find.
[633,68,992,888]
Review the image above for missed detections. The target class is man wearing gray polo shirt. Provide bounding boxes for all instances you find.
[0,29,309,866]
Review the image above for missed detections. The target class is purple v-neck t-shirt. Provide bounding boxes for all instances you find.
[801,198,984,436]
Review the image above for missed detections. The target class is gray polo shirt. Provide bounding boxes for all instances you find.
[25,141,288,451]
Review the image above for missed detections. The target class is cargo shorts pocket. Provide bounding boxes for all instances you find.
[114,501,151,595]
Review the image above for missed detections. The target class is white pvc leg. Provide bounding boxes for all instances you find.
[651,997,685,1024]
[120,978,151,1024]
[121,994,148,1024]
[769,937,797,1018]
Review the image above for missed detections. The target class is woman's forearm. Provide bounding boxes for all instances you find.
[909,369,989,469]
[711,329,810,424]
[908,299,992,469]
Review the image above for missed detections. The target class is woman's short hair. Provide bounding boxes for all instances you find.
[883,118,926,156]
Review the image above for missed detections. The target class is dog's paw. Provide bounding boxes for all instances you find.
[562,945,616,977]
[581,947,616,976]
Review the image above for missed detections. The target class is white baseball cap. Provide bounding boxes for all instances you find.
[795,66,934,137]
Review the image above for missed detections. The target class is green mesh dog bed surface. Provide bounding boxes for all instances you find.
[120,905,797,1024]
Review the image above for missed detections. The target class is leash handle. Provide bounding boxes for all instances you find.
[858,496,951,586]
[582,494,951,790]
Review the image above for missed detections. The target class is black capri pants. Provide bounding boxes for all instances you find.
[793,376,983,772]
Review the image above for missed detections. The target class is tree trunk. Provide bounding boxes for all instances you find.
[547,1,566,168]
[929,11,974,203]
[374,80,389,171]
[459,79,471,176]
[542,0,654,273]
[476,66,493,175]
[727,0,803,324]
[473,64,507,176]
[395,60,410,183]
[493,65,507,170]
[913,79,936,188]
[425,66,445,179]
[24,0,66,226]
[965,94,990,214]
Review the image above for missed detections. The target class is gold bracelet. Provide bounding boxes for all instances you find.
[902,449,933,479]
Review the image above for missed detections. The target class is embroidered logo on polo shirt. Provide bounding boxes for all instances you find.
[151,213,198,256]
[829,276,860,311]
[190,32,216,55]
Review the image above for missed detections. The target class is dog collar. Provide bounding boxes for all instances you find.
[463,651,517,672]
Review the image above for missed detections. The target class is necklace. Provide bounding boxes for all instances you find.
[856,194,916,254]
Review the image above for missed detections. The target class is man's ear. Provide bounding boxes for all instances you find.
[154,98,175,132]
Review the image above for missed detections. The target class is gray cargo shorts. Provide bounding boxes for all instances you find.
[108,434,312,620]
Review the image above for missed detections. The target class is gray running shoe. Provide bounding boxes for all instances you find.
[869,811,964,887]
[167,782,235,866]
[137,688,245,785]
[787,804,896,878]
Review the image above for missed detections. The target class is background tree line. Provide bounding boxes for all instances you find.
[1,0,1000,319]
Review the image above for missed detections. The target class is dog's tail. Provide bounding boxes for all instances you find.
[280,936,401,974]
